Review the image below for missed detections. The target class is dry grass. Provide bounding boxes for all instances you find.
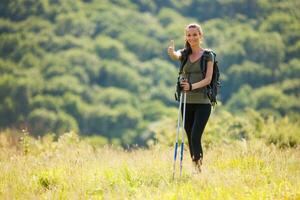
[0,132,299,199]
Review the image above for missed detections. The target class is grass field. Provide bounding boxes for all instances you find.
[0,132,299,199]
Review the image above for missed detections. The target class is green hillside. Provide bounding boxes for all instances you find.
[0,0,299,146]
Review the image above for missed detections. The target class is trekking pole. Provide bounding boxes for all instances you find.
[179,91,187,177]
[172,91,183,179]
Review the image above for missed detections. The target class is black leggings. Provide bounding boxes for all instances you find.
[181,103,211,162]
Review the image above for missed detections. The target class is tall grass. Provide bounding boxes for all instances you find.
[0,131,299,199]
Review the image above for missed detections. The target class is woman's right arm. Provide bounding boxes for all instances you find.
[167,40,182,61]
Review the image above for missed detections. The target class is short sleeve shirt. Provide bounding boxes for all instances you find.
[181,52,214,104]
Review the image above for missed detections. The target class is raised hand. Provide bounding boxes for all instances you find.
[167,40,175,57]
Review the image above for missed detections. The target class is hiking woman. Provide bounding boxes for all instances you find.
[167,23,214,172]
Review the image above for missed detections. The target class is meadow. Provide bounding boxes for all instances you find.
[1,131,299,200]
[1,1,300,199]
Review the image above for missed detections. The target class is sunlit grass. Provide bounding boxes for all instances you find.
[0,132,299,199]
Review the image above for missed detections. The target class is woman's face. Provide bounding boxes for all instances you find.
[185,27,201,47]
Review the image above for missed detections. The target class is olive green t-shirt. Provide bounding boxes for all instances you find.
[181,53,213,104]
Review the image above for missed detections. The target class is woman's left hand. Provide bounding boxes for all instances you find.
[180,80,191,91]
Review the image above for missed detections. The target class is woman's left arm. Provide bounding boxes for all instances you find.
[191,60,213,90]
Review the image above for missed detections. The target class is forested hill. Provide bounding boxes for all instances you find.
[0,0,299,145]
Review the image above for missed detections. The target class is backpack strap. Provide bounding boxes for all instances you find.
[180,48,215,74]
[179,49,189,74]
[200,49,215,74]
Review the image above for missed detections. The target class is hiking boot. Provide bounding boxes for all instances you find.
[193,158,202,173]
[195,158,202,173]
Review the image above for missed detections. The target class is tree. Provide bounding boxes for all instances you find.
[44,75,84,96]
[98,60,142,93]
[244,32,284,71]
[223,61,273,101]
[55,12,95,37]
[0,75,31,126]
[0,0,48,21]
[226,85,256,112]
[28,108,57,136]
[30,95,63,112]
[91,87,138,108]
[277,59,300,81]
[28,108,78,136]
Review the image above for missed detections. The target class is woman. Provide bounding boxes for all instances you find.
[167,23,214,172]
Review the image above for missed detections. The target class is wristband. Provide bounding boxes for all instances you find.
[189,82,192,91]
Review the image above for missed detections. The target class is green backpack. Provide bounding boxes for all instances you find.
[175,49,221,106]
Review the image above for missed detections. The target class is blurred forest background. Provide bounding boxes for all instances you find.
[0,0,299,147]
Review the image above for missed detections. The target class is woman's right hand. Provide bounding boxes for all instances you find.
[167,40,175,58]
[168,40,181,60]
